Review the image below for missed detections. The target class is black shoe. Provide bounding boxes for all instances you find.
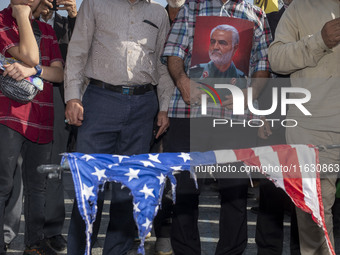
[23,240,57,255]
[46,235,67,252]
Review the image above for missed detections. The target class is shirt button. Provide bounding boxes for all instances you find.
[128,50,132,54]
[129,36,133,40]
[131,21,134,24]
[128,67,131,71]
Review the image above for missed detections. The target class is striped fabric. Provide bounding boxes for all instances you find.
[0,7,63,143]
[214,144,334,255]
[63,144,335,255]
[162,0,272,119]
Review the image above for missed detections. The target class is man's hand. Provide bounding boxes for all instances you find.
[176,76,203,105]
[257,118,272,140]
[222,73,268,110]
[155,111,170,139]
[33,0,53,18]
[3,63,36,81]
[321,17,340,49]
[11,4,32,20]
[57,0,77,18]
[222,88,247,110]
[65,99,84,126]
[168,56,202,105]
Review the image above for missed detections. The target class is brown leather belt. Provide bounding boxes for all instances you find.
[90,78,154,95]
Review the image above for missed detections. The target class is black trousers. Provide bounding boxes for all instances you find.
[0,124,51,251]
[255,179,300,255]
[164,118,256,255]
[255,125,300,255]
[44,87,69,238]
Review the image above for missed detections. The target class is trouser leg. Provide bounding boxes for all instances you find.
[44,86,69,238]
[165,118,202,255]
[216,175,248,255]
[256,179,285,255]
[21,140,51,246]
[4,158,23,245]
[0,125,24,253]
[103,89,158,255]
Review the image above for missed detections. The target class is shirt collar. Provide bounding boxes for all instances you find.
[39,11,55,27]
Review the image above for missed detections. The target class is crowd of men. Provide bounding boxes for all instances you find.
[0,0,339,255]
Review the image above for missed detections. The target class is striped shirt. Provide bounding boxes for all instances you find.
[162,0,272,119]
[0,7,63,144]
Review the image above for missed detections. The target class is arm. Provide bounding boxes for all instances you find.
[64,0,94,126]
[154,9,172,137]
[250,70,270,99]
[223,10,271,109]
[155,9,173,113]
[162,5,203,105]
[268,2,335,75]
[3,60,63,82]
[167,56,190,104]
[7,4,39,66]
[257,117,272,139]
[40,61,63,82]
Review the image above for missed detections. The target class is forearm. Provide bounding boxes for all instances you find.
[40,65,64,83]
[250,70,270,99]
[157,58,175,111]
[167,56,188,85]
[64,0,94,102]
[15,16,39,66]
[268,3,329,75]
[157,80,175,112]
[268,33,329,75]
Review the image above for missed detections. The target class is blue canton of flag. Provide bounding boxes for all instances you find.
[61,151,211,255]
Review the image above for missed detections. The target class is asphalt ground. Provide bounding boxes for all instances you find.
[5,171,340,255]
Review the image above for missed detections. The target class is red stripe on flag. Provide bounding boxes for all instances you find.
[234,148,257,163]
[272,146,307,210]
[234,148,263,171]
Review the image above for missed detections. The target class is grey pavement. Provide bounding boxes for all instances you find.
[6,172,340,254]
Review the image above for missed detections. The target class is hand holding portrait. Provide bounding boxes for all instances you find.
[176,76,203,105]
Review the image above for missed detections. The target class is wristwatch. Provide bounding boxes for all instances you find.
[34,64,42,77]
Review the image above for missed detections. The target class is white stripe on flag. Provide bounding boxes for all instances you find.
[214,149,238,164]
[292,145,321,224]
[252,146,285,189]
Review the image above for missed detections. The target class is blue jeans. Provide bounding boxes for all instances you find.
[0,124,51,252]
[67,84,158,255]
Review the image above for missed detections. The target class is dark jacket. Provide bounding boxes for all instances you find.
[53,13,76,61]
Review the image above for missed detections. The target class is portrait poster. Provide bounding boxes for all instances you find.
[190,16,254,76]
[189,16,254,101]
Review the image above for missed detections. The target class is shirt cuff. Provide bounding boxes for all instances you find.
[309,30,332,57]
[64,83,81,103]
